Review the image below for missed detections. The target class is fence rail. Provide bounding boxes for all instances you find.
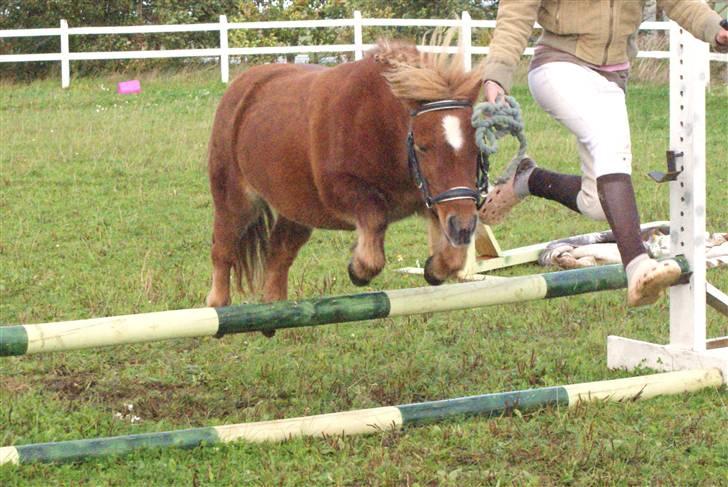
[1,12,726,88]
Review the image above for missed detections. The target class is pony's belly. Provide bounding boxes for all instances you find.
[268,196,356,231]
[268,193,421,231]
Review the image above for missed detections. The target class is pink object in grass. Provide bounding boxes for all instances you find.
[117,80,141,95]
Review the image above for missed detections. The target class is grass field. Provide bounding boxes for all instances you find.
[0,67,726,485]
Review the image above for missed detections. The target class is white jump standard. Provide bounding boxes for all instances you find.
[607,24,728,377]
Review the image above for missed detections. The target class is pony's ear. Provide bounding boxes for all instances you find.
[467,60,488,103]
[398,97,423,113]
[467,77,485,103]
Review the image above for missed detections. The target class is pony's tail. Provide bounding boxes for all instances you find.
[232,200,275,295]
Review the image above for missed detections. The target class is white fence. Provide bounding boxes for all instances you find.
[1,11,726,88]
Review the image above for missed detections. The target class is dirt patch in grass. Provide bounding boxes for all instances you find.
[37,374,245,423]
[0,375,33,394]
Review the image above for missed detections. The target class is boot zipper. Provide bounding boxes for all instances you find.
[603,0,615,64]
[555,0,561,31]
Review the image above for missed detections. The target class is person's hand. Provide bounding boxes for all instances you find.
[483,80,506,104]
[718,19,728,48]
[717,28,728,47]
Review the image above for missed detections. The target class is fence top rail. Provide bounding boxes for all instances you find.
[361,18,462,27]
[0,27,62,38]
[67,23,221,35]
[228,19,355,29]
[0,18,680,39]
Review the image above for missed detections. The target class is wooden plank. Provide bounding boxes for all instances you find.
[706,283,728,317]
[471,243,546,273]
[706,337,728,350]
[607,336,728,378]
[474,224,502,258]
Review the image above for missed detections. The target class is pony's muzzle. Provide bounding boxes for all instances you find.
[446,214,477,247]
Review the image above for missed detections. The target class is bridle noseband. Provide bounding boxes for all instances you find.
[407,100,489,209]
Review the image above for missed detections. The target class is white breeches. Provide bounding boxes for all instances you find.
[528,62,632,221]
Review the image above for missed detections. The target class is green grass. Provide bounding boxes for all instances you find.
[1,68,727,485]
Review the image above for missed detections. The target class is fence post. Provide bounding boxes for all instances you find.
[461,11,472,71]
[60,19,70,88]
[354,11,363,61]
[220,15,229,83]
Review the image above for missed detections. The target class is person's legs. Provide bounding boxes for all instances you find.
[527,62,634,216]
[481,62,680,305]
[481,62,621,223]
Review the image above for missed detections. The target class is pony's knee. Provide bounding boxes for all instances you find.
[576,191,607,221]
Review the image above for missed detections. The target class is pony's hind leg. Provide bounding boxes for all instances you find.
[423,216,469,285]
[206,204,249,308]
[206,197,275,307]
[206,163,273,308]
[262,216,313,302]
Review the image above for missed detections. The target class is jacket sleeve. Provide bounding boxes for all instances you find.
[658,0,728,53]
[481,0,541,92]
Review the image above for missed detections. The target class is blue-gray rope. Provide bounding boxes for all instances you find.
[472,96,528,184]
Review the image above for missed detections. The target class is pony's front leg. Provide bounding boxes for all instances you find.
[423,216,469,285]
[348,211,388,286]
[320,174,388,286]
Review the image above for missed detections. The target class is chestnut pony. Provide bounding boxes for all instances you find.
[206,35,485,309]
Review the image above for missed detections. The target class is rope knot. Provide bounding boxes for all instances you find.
[472,96,528,184]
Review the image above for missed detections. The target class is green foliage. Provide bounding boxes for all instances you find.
[349,0,494,18]
[230,0,353,63]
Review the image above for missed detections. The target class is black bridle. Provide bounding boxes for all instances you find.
[407,100,490,209]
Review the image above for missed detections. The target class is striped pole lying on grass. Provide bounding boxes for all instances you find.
[0,257,690,357]
[0,368,721,466]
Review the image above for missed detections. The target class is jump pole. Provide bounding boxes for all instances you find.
[0,258,689,357]
[607,23,728,377]
[0,368,721,466]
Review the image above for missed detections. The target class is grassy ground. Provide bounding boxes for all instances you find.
[0,67,726,485]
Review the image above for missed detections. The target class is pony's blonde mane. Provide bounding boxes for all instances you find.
[370,29,483,102]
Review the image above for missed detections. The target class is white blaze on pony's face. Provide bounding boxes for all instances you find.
[442,115,464,151]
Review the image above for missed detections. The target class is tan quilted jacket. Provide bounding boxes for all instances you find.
[483,0,726,92]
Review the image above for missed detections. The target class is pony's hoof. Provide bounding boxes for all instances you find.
[261,329,276,338]
[348,260,371,286]
[205,292,230,308]
[423,256,445,286]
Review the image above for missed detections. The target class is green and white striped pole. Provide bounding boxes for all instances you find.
[0,258,689,357]
[0,368,721,466]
